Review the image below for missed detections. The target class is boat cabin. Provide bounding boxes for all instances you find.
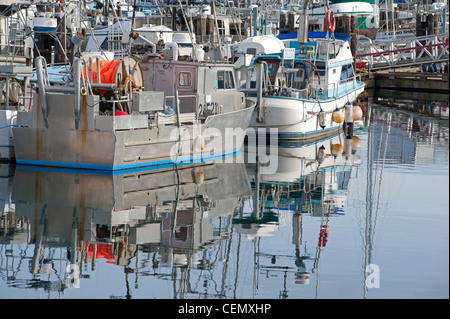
[140,59,246,121]
[244,32,358,100]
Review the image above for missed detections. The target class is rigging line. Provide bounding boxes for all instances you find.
[83,20,110,61]
[178,0,198,61]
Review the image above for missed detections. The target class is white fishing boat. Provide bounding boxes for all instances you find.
[238,30,365,140]
[12,53,255,170]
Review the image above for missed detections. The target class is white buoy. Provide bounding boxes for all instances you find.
[343,135,353,158]
[195,135,205,152]
[316,145,326,163]
[318,109,326,129]
[344,102,353,124]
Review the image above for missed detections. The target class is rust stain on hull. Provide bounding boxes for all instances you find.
[35,94,41,160]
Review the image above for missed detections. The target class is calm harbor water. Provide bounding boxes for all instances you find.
[0,102,448,299]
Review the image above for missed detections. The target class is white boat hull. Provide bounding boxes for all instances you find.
[248,85,364,140]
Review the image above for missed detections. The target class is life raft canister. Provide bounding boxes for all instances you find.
[327,8,336,34]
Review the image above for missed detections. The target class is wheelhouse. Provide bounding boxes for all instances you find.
[243,32,363,101]
[140,59,246,121]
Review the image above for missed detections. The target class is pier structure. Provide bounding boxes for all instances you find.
[356,32,449,111]
[356,33,449,71]
[359,67,448,119]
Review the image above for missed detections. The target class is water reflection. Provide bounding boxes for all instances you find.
[362,102,449,166]
[374,98,449,120]
[3,162,251,297]
[240,133,362,294]
[357,102,448,298]
[1,104,448,299]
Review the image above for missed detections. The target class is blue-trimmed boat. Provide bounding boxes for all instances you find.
[12,55,254,171]
[238,31,365,140]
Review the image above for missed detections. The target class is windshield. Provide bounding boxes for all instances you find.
[315,40,341,60]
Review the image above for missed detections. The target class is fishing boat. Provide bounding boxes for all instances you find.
[238,28,365,140]
[12,52,255,170]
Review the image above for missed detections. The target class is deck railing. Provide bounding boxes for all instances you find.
[240,74,363,101]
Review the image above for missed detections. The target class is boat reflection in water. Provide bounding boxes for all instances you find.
[238,131,362,289]
[1,130,363,298]
[5,159,251,296]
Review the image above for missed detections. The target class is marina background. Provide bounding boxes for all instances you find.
[0,0,448,299]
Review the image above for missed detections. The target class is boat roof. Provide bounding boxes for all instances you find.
[236,35,285,55]
[277,32,352,43]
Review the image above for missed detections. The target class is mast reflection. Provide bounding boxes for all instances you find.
[239,131,362,297]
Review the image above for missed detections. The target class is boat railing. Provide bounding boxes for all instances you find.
[309,75,364,100]
[357,33,449,70]
[240,74,362,100]
[240,85,309,99]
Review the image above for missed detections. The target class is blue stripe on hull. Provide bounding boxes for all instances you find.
[16,149,241,172]
[248,125,342,140]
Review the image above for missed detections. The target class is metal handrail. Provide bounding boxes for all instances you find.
[241,74,362,100]
[309,75,363,100]
[357,33,449,70]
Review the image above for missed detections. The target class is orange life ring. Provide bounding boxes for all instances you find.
[327,8,336,33]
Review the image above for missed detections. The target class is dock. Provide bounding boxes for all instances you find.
[358,67,449,119]
[360,67,449,102]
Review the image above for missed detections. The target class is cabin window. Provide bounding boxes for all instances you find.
[266,63,278,78]
[340,64,355,81]
[178,72,192,87]
[315,62,326,76]
[328,43,341,59]
[317,66,326,76]
[100,37,108,50]
[308,24,321,32]
[216,70,235,89]
[258,59,280,83]
[316,42,329,60]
